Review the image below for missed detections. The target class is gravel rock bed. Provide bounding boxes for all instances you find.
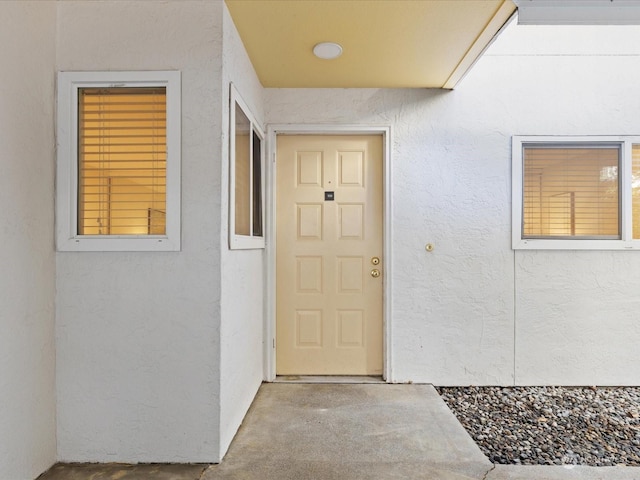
[437,386,640,466]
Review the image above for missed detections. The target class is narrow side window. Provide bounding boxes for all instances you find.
[229,84,265,249]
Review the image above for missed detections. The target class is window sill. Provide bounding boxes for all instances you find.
[513,238,640,250]
[56,235,180,252]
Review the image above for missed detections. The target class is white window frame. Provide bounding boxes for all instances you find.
[56,71,181,252]
[229,83,265,250]
[512,135,640,250]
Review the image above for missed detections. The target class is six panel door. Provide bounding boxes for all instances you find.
[276,135,383,375]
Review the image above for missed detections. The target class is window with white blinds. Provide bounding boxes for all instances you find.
[513,137,640,250]
[522,145,620,239]
[632,145,640,240]
[78,87,167,236]
[56,71,181,252]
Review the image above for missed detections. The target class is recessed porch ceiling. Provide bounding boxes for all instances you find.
[225,0,516,89]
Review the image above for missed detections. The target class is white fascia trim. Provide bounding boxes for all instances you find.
[514,0,640,25]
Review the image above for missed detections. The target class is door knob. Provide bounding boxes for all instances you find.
[371,269,381,278]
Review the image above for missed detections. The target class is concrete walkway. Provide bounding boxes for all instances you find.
[39,383,640,480]
[204,383,491,480]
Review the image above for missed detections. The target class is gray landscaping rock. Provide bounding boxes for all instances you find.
[437,386,640,467]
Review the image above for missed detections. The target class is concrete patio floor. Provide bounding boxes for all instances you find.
[39,383,640,480]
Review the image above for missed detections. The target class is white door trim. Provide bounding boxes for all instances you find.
[265,124,393,382]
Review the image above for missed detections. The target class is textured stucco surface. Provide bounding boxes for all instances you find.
[218,4,265,459]
[0,2,57,479]
[55,1,224,462]
[265,87,516,385]
[265,21,640,386]
[489,23,640,386]
[6,6,640,475]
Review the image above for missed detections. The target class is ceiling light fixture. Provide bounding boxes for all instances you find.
[313,42,343,60]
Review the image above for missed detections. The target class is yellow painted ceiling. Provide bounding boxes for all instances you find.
[225,0,516,89]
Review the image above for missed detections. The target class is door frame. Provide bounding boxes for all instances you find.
[265,124,393,382]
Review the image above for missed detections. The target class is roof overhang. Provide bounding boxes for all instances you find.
[225,0,516,89]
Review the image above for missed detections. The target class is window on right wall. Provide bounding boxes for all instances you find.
[512,136,640,250]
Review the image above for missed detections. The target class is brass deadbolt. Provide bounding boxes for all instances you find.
[371,257,380,265]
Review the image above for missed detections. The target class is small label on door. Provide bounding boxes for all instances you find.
[324,191,335,201]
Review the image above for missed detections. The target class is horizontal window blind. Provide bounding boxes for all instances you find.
[78,87,166,235]
[633,145,640,239]
[522,145,619,239]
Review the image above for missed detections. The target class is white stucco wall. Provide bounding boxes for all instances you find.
[7,6,638,473]
[265,21,640,386]
[489,23,640,386]
[55,1,224,462]
[218,4,265,458]
[0,2,57,479]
